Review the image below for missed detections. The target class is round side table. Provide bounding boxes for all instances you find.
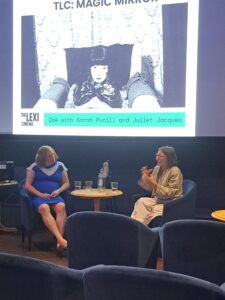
[211,210,225,222]
[71,188,123,211]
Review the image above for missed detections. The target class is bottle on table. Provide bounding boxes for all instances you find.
[97,161,109,190]
[97,169,105,191]
[102,160,109,179]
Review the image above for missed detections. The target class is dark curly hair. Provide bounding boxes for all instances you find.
[158,146,178,167]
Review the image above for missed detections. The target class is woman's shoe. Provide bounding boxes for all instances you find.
[56,244,67,257]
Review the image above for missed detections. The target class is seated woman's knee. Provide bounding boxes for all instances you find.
[54,202,66,214]
[136,197,146,206]
[38,203,50,215]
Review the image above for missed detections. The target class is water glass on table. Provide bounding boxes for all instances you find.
[74,180,81,190]
[111,181,118,191]
[85,180,93,190]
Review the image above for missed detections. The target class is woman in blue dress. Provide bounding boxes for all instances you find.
[25,145,70,251]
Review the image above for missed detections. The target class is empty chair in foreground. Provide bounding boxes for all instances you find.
[160,219,225,285]
[65,211,159,270]
[0,252,84,300]
[83,265,225,300]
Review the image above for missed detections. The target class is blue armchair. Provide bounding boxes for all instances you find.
[160,219,225,285]
[83,265,225,300]
[19,179,43,250]
[0,252,84,300]
[65,211,159,270]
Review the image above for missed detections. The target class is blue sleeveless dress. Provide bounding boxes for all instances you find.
[27,161,67,210]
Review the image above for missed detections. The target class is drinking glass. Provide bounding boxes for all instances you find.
[111,181,118,191]
[85,180,93,190]
[74,181,81,190]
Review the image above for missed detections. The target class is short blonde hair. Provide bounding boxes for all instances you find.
[35,145,59,167]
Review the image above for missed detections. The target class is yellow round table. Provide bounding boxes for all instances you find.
[211,210,225,222]
[71,188,123,211]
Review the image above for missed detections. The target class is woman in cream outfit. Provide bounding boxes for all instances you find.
[131,146,183,225]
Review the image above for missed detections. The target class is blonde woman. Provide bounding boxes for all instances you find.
[25,145,69,252]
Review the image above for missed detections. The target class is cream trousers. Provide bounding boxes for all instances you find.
[131,197,163,225]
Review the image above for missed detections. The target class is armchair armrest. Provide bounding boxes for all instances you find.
[19,180,36,229]
[161,196,195,225]
[61,189,71,215]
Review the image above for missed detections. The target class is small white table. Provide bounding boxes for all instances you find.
[71,188,123,211]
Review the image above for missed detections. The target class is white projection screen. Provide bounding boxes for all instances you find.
[12,0,199,137]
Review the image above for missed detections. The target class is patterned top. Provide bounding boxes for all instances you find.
[74,76,122,108]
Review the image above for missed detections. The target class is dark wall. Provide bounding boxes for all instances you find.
[1,134,225,217]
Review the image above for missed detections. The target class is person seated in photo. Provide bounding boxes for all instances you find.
[125,71,161,110]
[25,145,69,253]
[33,43,161,110]
[33,78,70,110]
[131,146,183,225]
[65,45,122,109]
[125,42,162,110]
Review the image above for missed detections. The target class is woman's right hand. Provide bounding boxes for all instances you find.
[143,174,157,190]
[140,166,152,176]
[39,193,51,199]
